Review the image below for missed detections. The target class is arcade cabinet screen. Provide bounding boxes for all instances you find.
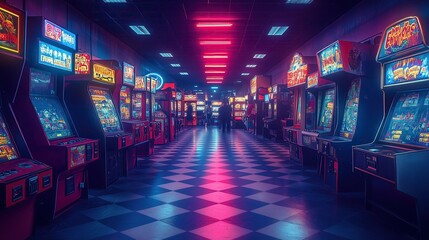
[318,88,335,131]
[132,92,143,119]
[31,96,74,140]
[305,92,316,129]
[381,90,429,147]
[30,68,55,95]
[340,79,361,139]
[120,86,131,120]
[89,87,122,133]
[0,114,18,161]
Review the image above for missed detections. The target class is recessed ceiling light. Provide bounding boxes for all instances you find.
[129,25,150,35]
[205,70,225,74]
[196,22,233,28]
[268,26,289,36]
[200,40,231,45]
[179,72,189,75]
[103,0,126,2]
[207,77,224,80]
[207,81,223,84]
[237,80,242,83]
[160,52,173,57]
[286,0,313,4]
[253,54,266,59]
[194,85,198,87]
[171,64,181,67]
[203,55,228,59]
[246,64,257,68]
[205,64,227,68]
[211,86,219,89]
[241,73,250,76]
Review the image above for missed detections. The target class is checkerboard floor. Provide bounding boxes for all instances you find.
[32,127,415,240]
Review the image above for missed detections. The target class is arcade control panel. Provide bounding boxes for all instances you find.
[0,159,52,208]
[52,138,100,169]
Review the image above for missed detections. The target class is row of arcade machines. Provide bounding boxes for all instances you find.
[0,8,158,239]
[263,84,293,140]
[231,97,246,129]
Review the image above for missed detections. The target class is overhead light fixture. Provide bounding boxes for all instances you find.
[206,77,224,80]
[129,25,150,35]
[103,0,126,2]
[241,73,250,76]
[286,0,313,4]
[237,80,242,83]
[196,22,233,28]
[203,55,228,59]
[171,64,181,67]
[200,40,231,45]
[268,26,289,36]
[211,86,219,89]
[253,54,266,59]
[246,64,257,68]
[207,81,223,84]
[205,64,227,68]
[194,85,198,87]
[160,52,173,57]
[179,72,189,75]
[205,70,225,74]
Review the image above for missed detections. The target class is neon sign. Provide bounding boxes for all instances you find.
[378,17,424,60]
[146,73,164,90]
[44,19,76,50]
[384,52,429,86]
[123,62,135,86]
[287,53,308,87]
[75,53,90,74]
[250,77,257,94]
[307,72,318,88]
[0,5,21,55]
[134,76,145,90]
[38,40,72,72]
[93,63,115,84]
[318,41,343,76]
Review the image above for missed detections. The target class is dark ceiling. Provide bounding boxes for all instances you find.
[67,0,363,88]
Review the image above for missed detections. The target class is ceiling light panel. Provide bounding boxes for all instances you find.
[129,25,150,35]
[103,0,126,2]
[286,0,313,4]
[205,64,227,68]
[200,40,231,45]
[253,54,266,59]
[171,64,181,67]
[160,53,173,57]
[179,72,189,75]
[203,55,228,59]
[196,22,233,28]
[246,64,257,68]
[268,26,289,36]
[241,73,250,76]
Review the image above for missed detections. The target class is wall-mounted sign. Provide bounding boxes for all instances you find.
[0,4,21,55]
[176,92,182,100]
[75,53,90,74]
[43,19,76,50]
[93,63,115,84]
[287,53,308,87]
[384,52,429,86]
[123,62,135,86]
[307,72,319,88]
[38,40,72,72]
[184,95,196,101]
[378,16,425,61]
[151,78,157,93]
[145,76,151,92]
[135,76,145,90]
[318,42,343,76]
[250,77,257,94]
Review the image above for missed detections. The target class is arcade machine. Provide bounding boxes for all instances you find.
[353,17,429,238]
[154,90,169,145]
[233,97,246,121]
[158,84,176,142]
[0,4,53,239]
[64,61,133,189]
[184,94,197,126]
[212,100,222,124]
[175,91,184,131]
[131,76,151,157]
[250,75,271,135]
[300,72,335,167]
[316,40,382,192]
[268,84,291,141]
[118,62,146,171]
[284,53,315,165]
[13,17,100,218]
[196,93,206,126]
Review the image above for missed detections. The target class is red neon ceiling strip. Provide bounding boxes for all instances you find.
[206,77,224,80]
[203,55,228,59]
[207,81,223,84]
[205,64,227,68]
[196,22,233,28]
[205,71,225,74]
[200,40,231,45]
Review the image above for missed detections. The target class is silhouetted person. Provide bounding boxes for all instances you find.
[186,103,193,126]
[219,99,232,133]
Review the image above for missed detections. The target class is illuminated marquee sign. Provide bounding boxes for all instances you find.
[250,77,257,94]
[44,19,76,50]
[235,97,246,102]
[378,16,425,60]
[93,63,115,84]
[307,72,319,88]
[123,62,135,86]
[318,42,343,76]
[0,4,21,55]
[38,40,72,72]
[176,92,182,100]
[385,52,429,86]
[75,53,90,74]
[151,78,157,93]
[184,95,196,101]
[287,53,308,87]
[134,76,145,90]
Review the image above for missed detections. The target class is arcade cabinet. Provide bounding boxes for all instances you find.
[184,94,197,126]
[158,85,176,142]
[316,40,382,192]
[250,75,271,135]
[353,16,429,239]
[284,53,316,165]
[154,90,169,145]
[212,100,222,125]
[132,76,151,157]
[175,91,184,131]
[232,97,246,129]
[300,73,334,168]
[265,84,291,140]
[196,93,206,126]
[118,62,146,171]
[0,5,52,239]
[12,17,99,218]
[64,61,133,188]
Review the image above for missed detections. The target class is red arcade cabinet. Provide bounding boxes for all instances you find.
[12,17,99,218]
[132,76,151,157]
[353,16,429,238]
[0,4,52,239]
[118,62,146,171]
[64,61,133,188]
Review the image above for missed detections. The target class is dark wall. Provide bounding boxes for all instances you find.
[5,0,162,77]
[267,0,429,85]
